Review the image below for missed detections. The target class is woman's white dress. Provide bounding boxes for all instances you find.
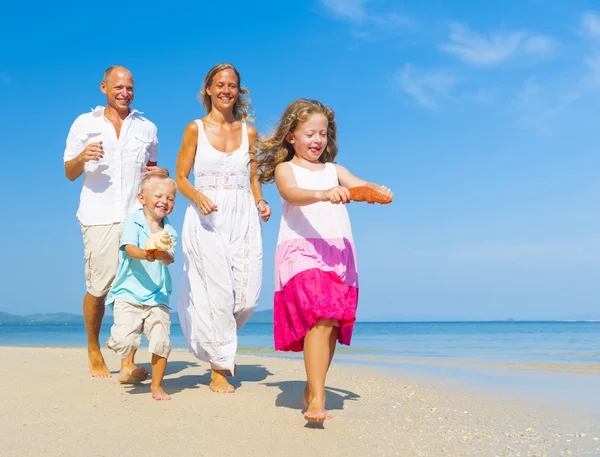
[178,120,262,372]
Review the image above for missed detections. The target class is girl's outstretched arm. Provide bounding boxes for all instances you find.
[335,164,394,198]
[275,163,350,206]
[175,122,218,215]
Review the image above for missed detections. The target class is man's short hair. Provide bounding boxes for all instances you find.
[103,66,132,83]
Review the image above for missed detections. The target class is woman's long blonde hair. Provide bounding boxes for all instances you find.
[257,99,337,183]
[198,63,254,122]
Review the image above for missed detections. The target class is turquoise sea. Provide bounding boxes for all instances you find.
[1,320,599,365]
[2,320,599,414]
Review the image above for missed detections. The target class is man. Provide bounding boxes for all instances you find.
[64,66,168,379]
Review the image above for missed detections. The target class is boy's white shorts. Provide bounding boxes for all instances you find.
[107,300,171,359]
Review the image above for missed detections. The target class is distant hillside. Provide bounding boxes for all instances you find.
[0,309,274,325]
[0,312,83,325]
[248,309,273,323]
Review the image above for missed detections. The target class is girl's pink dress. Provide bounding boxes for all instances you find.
[274,162,358,351]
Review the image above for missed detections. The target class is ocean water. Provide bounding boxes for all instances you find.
[3,320,599,414]
[1,321,599,366]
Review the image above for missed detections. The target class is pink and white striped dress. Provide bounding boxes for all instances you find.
[274,162,358,352]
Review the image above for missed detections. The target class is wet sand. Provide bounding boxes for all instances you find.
[0,347,598,457]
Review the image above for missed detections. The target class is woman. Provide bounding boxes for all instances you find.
[176,63,271,393]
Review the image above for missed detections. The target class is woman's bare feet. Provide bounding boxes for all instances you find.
[209,369,235,393]
[88,349,112,378]
[151,386,171,400]
[118,360,148,383]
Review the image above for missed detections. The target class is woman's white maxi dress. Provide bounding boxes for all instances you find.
[178,120,262,372]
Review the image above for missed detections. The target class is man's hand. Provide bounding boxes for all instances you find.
[144,165,169,177]
[80,141,104,162]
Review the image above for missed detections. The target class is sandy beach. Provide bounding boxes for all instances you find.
[1,347,598,457]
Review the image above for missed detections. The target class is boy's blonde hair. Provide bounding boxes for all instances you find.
[198,63,254,122]
[257,99,337,183]
[139,173,177,194]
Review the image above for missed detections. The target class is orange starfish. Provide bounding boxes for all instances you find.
[349,186,392,204]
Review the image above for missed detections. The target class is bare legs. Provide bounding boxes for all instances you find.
[150,354,170,400]
[303,318,338,422]
[84,292,112,377]
[83,292,140,378]
[210,369,235,393]
[118,357,149,383]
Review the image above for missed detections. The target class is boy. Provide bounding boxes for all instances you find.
[106,173,177,400]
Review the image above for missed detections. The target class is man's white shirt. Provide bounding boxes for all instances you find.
[64,106,159,226]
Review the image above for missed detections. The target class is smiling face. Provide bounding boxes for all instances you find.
[286,114,329,163]
[138,179,176,222]
[101,67,134,113]
[205,69,239,113]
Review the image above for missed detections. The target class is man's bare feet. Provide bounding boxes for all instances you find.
[88,350,112,378]
[209,369,235,393]
[151,386,171,400]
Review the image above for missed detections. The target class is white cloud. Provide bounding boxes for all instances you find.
[581,12,600,38]
[583,55,600,88]
[319,0,415,38]
[320,0,367,21]
[524,35,557,55]
[441,23,555,66]
[398,64,459,109]
[515,77,569,134]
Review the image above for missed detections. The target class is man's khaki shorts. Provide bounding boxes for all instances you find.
[80,222,122,297]
[107,300,172,359]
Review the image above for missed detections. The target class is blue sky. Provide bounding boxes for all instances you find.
[2,0,599,320]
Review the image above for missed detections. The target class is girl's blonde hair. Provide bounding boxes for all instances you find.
[257,99,337,183]
[198,63,254,122]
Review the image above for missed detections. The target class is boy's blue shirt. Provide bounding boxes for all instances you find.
[106,208,177,309]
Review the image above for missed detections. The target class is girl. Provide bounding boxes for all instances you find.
[257,99,392,422]
[176,63,271,393]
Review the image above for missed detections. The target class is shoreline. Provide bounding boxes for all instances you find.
[1,347,599,457]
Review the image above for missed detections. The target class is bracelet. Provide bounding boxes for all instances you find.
[256,199,268,208]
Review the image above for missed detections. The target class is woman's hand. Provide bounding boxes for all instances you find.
[319,186,351,204]
[195,192,218,215]
[257,200,271,222]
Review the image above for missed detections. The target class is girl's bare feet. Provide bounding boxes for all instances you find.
[209,369,235,393]
[151,386,171,400]
[303,396,333,423]
[302,387,334,422]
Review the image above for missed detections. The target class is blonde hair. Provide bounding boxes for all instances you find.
[140,173,177,194]
[198,63,254,122]
[257,99,337,183]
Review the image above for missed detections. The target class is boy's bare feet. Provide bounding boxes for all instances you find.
[209,369,235,393]
[88,349,111,378]
[151,386,171,400]
[118,359,148,383]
